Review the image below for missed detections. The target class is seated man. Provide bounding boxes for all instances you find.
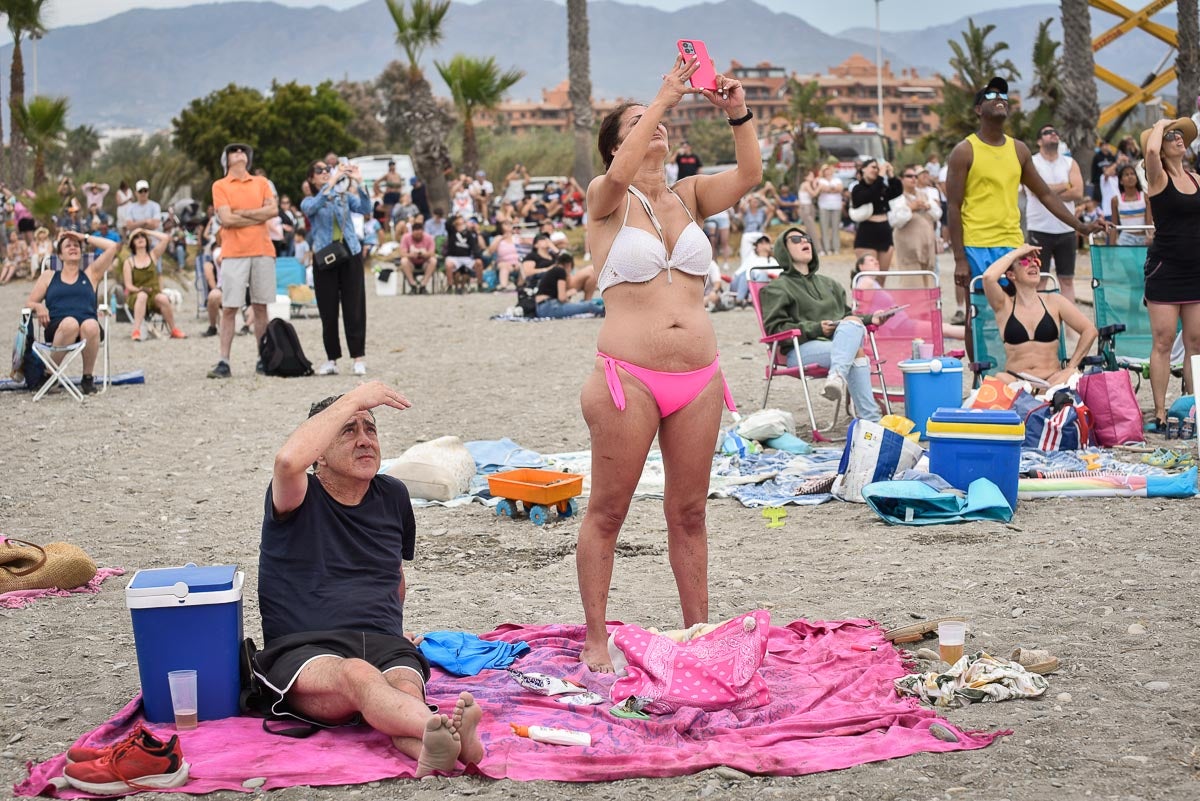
[534,251,601,318]
[396,218,437,293]
[442,214,484,293]
[256,384,484,776]
[730,233,779,304]
[519,233,558,288]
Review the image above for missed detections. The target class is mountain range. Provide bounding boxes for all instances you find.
[0,0,1180,133]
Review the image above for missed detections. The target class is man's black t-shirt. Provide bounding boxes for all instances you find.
[676,153,702,179]
[259,474,415,645]
[535,265,567,298]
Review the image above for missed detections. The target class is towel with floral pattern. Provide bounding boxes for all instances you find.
[894,651,1049,708]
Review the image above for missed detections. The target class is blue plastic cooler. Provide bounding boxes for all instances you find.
[126,564,244,723]
[926,408,1025,512]
[898,357,964,438]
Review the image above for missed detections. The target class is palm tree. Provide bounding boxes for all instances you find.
[435,55,523,176]
[1059,0,1100,182]
[386,0,453,212]
[1177,0,1199,119]
[14,95,67,187]
[566,0,594,187]
[922,19,1021,156]
[3,0,50,184]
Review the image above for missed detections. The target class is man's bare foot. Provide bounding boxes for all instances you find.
[452,691,485,766]
[579,640,614,673]
[414,714,460,777]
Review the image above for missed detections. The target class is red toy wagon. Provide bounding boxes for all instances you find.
[486,468,584,526]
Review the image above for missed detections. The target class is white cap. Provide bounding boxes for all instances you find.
[135,180,149,192]
[549,231,568,244]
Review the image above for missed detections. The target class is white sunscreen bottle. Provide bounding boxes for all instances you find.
[510,723,592,747]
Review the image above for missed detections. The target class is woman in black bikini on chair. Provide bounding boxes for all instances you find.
[981,242,1096,387]
[574,55,760,672]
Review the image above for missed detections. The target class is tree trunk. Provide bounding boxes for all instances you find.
[9,38,25,185]
[1177,0,1200,118]
[1059,0,1099,186]
[401,71,452,214]
[462,112,479,177]
[567,0,595,186]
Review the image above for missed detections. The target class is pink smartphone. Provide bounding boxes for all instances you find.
[676,39,718,92]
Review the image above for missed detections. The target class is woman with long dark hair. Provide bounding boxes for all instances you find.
[1109,163,1153,246]
[301,159,371,376]
[574,56,760,671]
[1140,118,1200,430]
[850,159,902,271]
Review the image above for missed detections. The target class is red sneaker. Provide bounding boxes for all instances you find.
[65,722,165,764]
[170,328,187,339]
[63,729,189,795]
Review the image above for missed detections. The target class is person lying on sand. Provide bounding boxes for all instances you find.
[253,381,483,776]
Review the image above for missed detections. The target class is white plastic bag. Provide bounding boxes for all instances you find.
[831,419,925,503]
[735,408,796,442]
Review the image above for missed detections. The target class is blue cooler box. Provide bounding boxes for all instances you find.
[926,408,1025,512]
[899,357,964,438]
[126,564,244,723]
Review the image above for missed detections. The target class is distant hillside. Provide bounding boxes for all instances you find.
[0,0,1185,133]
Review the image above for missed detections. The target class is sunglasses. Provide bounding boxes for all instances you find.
[1039,128,1058,136]
[137,189,149,193]
[1163,130,1183,142]
[312,166,331,174]
[982,91,1008,101]
[902,173,916,178]
[786,233,810,244]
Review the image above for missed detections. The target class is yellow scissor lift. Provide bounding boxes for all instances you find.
[1089,0,1181,132]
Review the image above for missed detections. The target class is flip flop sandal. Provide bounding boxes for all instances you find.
[884,616,967,644]
[1010,647,1060,675]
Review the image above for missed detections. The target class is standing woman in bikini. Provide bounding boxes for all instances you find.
[575,56,760,671]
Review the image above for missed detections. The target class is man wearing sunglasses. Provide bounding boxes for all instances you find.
[1025,124,1085,303]
[945,77,1107,345]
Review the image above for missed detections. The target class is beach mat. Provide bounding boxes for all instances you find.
[490,312,600,322]
[0,370,145,392]
[0,568,125,610]
[16,619,1002,796]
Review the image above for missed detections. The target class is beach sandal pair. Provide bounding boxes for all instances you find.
[1141,448,1196,469]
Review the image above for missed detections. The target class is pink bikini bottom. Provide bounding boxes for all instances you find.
[598,351,738,418]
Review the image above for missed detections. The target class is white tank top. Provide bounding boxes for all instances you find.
[1025,152,1075,235]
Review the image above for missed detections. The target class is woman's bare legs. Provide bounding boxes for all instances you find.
[575,363,659,671]
[1148,302,1181,420]
[657,373,725,629]
[1180,302,1200,395]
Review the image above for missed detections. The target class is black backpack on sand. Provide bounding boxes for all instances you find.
[259,318,314,377]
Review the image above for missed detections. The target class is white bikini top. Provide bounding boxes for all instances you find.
[597,185,713,293]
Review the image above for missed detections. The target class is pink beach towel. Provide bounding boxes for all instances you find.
[0,568,125,610]
[16,619,1004,797]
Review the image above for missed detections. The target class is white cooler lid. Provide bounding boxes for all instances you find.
[898,357,963,375]
[126,563,243,608]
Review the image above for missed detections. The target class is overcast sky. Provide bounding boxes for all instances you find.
[47,0,1023,35]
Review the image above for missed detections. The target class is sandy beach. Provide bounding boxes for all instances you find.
[2,248,1198,800]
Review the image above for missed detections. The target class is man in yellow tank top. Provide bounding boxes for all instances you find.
[945,77,1107,329]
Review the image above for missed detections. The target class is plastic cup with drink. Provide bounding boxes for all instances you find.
[167,669,198,730]
[937,621,966,666]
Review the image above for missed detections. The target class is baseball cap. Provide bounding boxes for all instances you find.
[754,234,771,246]
[549,231,568,244]
[974,76,1009,106]
[135,180,149,192]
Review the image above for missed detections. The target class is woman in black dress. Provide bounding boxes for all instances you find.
[1140,117,1200,430]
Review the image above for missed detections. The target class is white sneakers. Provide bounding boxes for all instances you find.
[821,370,847,404]
[316,361,338,376]
[353,360,367,376]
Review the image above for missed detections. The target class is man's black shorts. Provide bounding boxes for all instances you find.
[252,630,430,723]
[1027,230,1076,278]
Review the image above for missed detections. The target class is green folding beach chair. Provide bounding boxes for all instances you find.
[1088,232,1182,387]
[968,273,1068,387]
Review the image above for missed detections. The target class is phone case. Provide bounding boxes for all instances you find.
[676,39,718,92]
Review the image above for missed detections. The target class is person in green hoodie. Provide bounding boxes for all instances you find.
[758,227,883,421]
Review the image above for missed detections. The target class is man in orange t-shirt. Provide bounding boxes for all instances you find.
[208,143,277,379]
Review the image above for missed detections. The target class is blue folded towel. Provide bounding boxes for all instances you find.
[418,631,531,676]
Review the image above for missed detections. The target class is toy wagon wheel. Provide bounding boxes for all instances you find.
[558,498,579,517]
[529,505,552,526]
[495,499,516,518]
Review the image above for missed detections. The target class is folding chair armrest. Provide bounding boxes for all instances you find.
[760,329,804,344]
[1081,355,1105,368]
[1098,323,1125,338]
